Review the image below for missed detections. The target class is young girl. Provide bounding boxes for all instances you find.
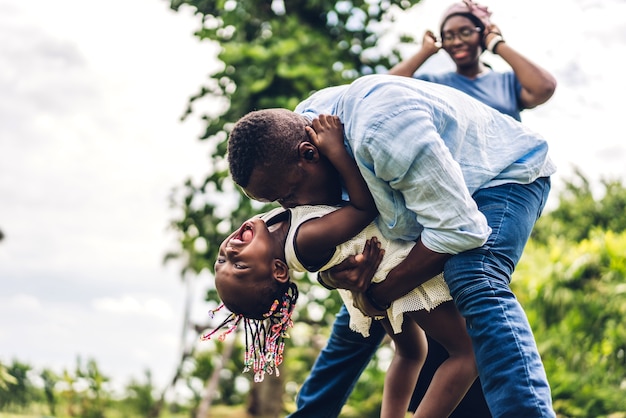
[205,115,477,417]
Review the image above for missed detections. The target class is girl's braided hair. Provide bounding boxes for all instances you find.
[201,282,299,382]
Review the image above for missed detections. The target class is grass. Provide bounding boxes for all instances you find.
[0,404,248,418]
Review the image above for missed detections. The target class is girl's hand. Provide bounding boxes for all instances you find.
[352,291,386,317]
[305,115,345,161]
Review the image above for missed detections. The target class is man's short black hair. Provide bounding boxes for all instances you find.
[228,109,310,187]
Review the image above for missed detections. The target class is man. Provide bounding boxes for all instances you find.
[227,74,556,417]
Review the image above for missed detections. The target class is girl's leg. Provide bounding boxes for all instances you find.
[407,302,478,418]
[380,316,427,418]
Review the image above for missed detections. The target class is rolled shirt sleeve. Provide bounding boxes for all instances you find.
[349,104,491,254]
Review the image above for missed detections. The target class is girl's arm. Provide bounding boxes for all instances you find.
[307,115,376,214]
[295,115,379,266]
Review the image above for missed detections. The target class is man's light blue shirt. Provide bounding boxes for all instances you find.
[295,74,556,255]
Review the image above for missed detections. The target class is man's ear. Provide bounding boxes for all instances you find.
[273,259,290,283]
[298,142,318,162]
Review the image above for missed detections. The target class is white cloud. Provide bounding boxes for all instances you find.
[3,294,43,311]
[93,294,174,320]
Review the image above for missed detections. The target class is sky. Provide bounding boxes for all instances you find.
[1,0,625,395]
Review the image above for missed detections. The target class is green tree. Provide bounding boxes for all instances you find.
[0,360,33,412]
[40,368,58,416]
[515,232,626,417]
[533,168,626,244]
[59,357,110,418]
[0,360,17,391]
[514,174,626,417]
[125,369,158,417]
[60,368,79,417]
[165,0,422,415]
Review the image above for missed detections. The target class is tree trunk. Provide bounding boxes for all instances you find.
[195,337,236,418]
[247,372,285,418]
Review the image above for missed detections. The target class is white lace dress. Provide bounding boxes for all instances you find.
[281,205,452,337]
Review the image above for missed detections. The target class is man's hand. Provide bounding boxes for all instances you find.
[325,237,384,293]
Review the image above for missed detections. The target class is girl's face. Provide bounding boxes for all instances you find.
[441,15,483,66]
[214,217,285,313]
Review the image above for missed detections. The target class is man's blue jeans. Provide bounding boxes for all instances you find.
[444,177,555,417]
[288,309,490,418]
[288,304,386,418]
[288,178,555,418]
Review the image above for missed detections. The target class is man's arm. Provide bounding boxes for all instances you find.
[328,237,450,317]
[368,238,451,310]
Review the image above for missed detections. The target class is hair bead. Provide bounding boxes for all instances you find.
[202,282,299,381]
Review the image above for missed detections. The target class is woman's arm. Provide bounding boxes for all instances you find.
[388,30,440,77]
[485,24,557,108]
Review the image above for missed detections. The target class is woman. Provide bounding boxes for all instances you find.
[389,0,556,121]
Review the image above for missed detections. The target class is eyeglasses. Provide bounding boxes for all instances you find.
[441,27,481,44]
